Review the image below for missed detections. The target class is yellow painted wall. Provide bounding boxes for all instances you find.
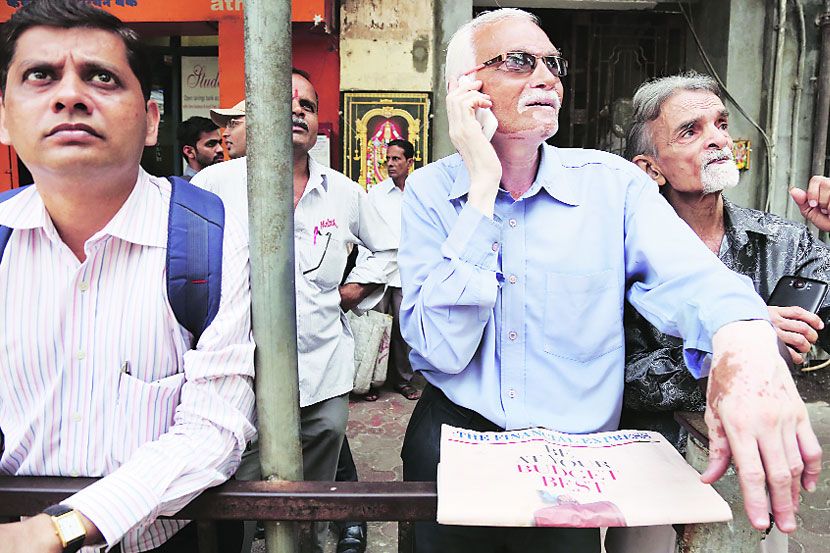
[340,0,435,91]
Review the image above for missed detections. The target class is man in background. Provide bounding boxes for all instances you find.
[211,99,246,159]
[358,138,420,401]
[176,115,223,180]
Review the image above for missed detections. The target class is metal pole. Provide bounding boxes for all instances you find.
[431,0,473,159]
[244,1,303,552]
[811,2,830,178]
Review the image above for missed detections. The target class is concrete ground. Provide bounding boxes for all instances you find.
[252,375,424,553]
[254,367,830,553]
[789,365,830,553]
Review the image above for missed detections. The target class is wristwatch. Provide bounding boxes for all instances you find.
[43,505,86,553]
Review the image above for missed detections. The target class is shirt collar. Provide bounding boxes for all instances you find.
[0,185,47,231]
[378,178,400,194]
[723,196,772,251]
[183,165,199,179]
[447,144,581,206]
[0,169,166,248]
[306,155,329,194]
[94,168,167,248]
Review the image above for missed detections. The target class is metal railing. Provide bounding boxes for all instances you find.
[0,478,436,553]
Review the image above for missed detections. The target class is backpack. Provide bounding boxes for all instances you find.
[0,176,224,343]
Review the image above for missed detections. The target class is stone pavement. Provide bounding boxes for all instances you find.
[790,362,830,553]
[321,375,425,553]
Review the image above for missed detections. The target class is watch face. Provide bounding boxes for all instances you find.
[54,511,85,545]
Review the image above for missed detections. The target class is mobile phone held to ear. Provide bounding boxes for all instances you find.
[457,75,498,141]
[767,276,829,312]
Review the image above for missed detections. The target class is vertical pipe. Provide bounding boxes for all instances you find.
[432,0,473,160]
[811,1,830,178]
[785,0,806,221]
[766,0,787,213]
[244,1,303,552]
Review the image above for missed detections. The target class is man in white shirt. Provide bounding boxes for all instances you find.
[364,139,419,401]
[194,68,396,553]
[0,1,256,553]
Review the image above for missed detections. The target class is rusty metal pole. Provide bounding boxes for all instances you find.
[811,2,830,178]
[244,1,303,552]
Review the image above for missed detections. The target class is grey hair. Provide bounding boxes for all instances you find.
[624,71,722,161]
[445,8,541,84]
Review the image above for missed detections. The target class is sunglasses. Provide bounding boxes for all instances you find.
[463,52,568,78]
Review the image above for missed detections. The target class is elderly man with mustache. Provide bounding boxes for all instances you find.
[398,10,821,553]
[610,71,830,553]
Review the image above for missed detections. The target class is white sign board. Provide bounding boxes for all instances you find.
[181,56,220,122]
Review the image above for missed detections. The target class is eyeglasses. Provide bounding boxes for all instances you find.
[463,52,568,78]
[226,117,245,129]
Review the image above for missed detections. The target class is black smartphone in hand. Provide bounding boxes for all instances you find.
[767,276,829,312]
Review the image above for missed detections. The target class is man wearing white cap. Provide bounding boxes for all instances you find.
[211,99,246,159]
[193,100,248,227]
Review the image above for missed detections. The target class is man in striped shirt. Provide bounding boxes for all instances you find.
[0,1,256,552]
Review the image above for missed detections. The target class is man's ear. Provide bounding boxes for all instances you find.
[632,154,666,187]
[406,158,414,172]
[0,95,12,146]
[182,145,196,161]
[144,99,161,147]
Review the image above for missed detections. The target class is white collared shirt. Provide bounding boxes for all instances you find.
[0,170,256,552]
[367,178,403,287]
[194,157,397,406]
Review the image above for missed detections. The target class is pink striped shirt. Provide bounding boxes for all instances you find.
[0,170,256,551]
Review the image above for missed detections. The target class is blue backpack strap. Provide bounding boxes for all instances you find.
[166,176,225,343]
[0,186,32,265]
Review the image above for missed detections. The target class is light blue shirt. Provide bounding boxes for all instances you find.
[399,145,769,433]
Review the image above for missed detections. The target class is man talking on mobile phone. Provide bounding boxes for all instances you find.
[397,8,822,553]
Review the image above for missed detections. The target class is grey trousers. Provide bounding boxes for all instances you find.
[301,393,350,553]
[236,393,349,553]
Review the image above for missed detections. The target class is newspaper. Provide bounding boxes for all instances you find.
[437,424,731,528]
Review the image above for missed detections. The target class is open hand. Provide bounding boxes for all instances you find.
[701,320,822,532]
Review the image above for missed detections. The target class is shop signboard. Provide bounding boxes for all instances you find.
[0,0,330,23]
[181,56,220,122]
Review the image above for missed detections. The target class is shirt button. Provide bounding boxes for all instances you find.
[509,219,517,227]
[491,242,499,251]
[509,275,517,284]
[71,413,82,423]
[78,281,89,292]
[508,331,518,340]
[508,389,517,398]
[75,350,86,360]
[69,470,79,477]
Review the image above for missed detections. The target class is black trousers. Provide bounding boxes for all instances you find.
[401,383,601,553]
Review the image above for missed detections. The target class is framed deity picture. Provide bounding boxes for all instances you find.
[342,91,431,190]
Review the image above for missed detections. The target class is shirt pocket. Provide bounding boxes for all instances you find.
[113,372,185,465]
[298,232,346,290]
[543,269,623,362]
